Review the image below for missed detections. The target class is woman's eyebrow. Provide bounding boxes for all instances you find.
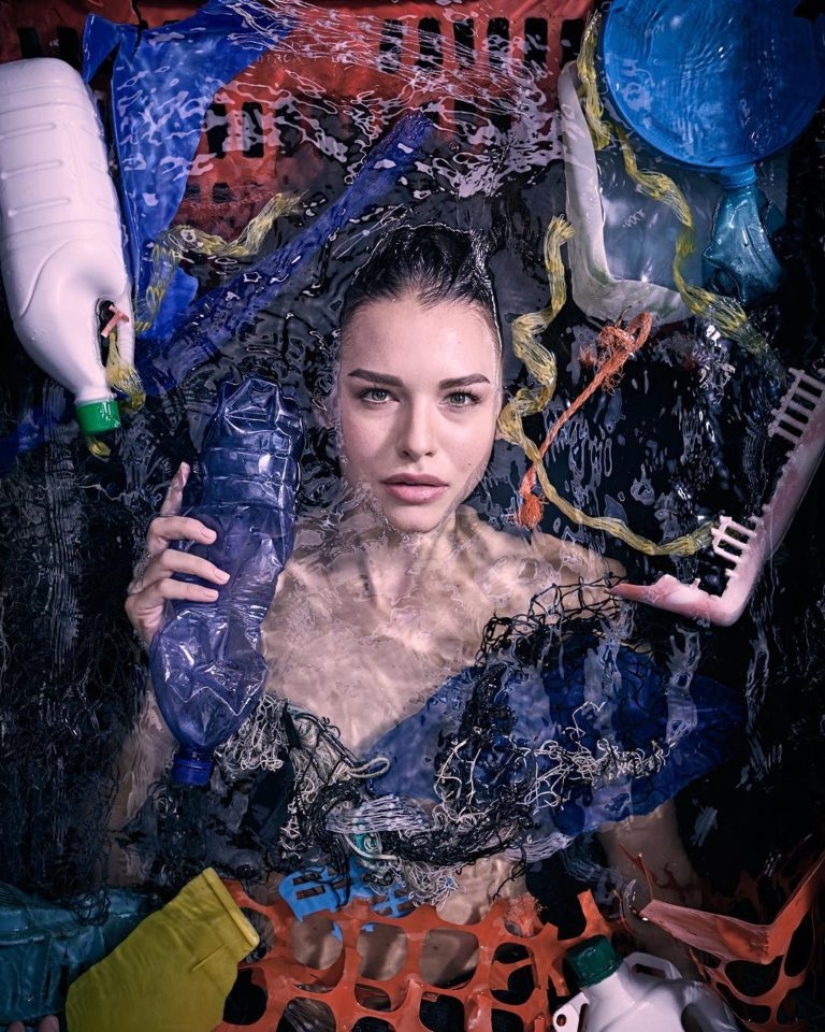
[347,368,403,387]
[346,369,492,389]
[439,374,491,389]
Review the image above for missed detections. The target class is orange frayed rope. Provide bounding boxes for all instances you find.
[517,311,651,530]
[497,217,713,557]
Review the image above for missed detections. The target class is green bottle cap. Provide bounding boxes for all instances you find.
[566,936,623,988]
[76,398,121,434]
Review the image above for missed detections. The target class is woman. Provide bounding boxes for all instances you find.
[119,225,735,976]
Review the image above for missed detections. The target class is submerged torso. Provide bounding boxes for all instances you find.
[112,503,617,949]
[262,506,617,753]
[258,505,618,973]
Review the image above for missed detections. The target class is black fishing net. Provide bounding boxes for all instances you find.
[0,374,144,919]
[110,578,746,924]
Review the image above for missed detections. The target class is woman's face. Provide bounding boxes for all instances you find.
[334,293,502,534]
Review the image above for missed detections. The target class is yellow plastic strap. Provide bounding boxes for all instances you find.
[66,868,259,1032]
[615,131,771,356]
[531,449,714,557]
[672,230,772,356]
[105,331,145,411]
[135,193,301,334]
[500,215,714,556]
[615,126,693,227]
[498,215,570,433]
[577,12,611,151]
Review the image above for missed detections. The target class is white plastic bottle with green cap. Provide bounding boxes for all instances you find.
[552,936,739,1032]
[0,57,134,434]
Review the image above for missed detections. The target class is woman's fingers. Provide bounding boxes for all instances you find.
[126,544,229,628]
[144,514,217,558]
[127,572,222,618]
[125,463,229,646]
[146,462,218,569]
[160,461,189,516]
[142,546,230,592]
[125,566,224,647]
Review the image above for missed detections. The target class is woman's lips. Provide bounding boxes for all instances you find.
[381,477,448,504]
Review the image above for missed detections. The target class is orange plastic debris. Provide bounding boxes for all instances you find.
[215,886,621,1032]
[516,312,652,529]
[641,850,825,1031]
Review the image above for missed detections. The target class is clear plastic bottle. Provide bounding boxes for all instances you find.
[703,166,785,306]
[552,936,739,1032]
[150,377,303,786]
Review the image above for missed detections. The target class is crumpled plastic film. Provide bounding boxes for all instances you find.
[640,850,825,1030]
[215,884,621,1032]
[0,884,150,1027]
[65,868,259,1032]
[149,377,303,785]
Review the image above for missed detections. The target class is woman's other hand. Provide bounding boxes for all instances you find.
[7,1017,60,1032]
[598,800,701,976]
[124,463,230,647]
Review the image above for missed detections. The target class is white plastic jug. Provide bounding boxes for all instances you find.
[0,57,134,434]
[559,62,707,326]
[552,936,739,1032]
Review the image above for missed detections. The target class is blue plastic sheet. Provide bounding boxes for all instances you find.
[135,110,434,393]
[82,0,295,340]
[0,883,150,1028]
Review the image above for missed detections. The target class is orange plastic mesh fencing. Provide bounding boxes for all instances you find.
[641,849,825,1031]
[215,885,622,1032]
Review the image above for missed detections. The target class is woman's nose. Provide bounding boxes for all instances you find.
[397,401,436,459]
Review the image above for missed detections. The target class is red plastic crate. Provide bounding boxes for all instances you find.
[0,0,594,244]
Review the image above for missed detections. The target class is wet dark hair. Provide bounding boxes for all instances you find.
[340,224,499,339]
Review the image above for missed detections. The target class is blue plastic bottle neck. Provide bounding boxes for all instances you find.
[718,164,757,189]
[172,746,214,786]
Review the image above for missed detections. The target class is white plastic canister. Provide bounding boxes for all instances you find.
[553,936,739,1032]
[0,57,134,433]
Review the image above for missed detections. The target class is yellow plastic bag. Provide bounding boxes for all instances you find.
[66,869,258,1032]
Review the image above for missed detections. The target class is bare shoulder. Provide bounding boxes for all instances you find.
[454,507,623,615]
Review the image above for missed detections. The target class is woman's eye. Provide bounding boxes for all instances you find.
[359,387,391,404]
[446,391,480,407]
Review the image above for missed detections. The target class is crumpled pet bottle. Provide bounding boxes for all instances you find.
[150,377,303,786]
[552,935,739,1032]
[703,166,785,306]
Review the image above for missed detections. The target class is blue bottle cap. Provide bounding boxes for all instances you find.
[171,748,213,786]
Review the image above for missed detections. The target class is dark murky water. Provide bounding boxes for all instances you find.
[0,4,823,1006]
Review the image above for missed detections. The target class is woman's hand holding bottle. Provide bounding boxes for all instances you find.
[124,463,230,647]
